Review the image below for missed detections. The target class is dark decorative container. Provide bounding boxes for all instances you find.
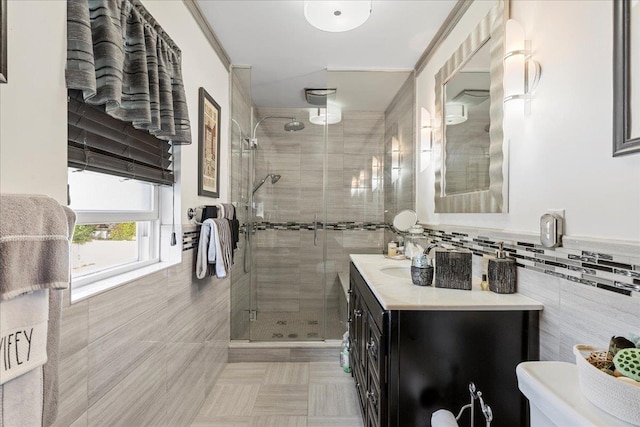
[411,254,434,286]
[488,242,517,294]
[434,249,472,290]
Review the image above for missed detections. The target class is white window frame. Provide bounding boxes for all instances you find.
[71,184,161,289]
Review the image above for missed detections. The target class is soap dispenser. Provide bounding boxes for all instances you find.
[488,242,516,294]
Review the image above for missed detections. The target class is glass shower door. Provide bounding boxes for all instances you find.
[248,106,328,341]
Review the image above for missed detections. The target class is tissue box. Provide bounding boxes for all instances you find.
[434,249,472,290]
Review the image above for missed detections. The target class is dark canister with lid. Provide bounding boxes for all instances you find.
[488,242,517,293]
[411,254,433,286]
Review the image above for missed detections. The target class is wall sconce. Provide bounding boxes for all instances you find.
[503,19,541,108]
[420,107,432,172]
[392,136,401,183]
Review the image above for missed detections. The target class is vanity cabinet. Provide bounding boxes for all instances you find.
[349,261,540,427]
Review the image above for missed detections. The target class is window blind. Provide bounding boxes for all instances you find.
[67,91,174,185]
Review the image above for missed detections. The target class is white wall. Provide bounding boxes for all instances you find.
[416,0,640,243]
[0,1,68,204]
[0,0,230,226]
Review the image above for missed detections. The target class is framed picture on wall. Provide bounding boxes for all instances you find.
[198,87,221,198]
[1,0,7,83]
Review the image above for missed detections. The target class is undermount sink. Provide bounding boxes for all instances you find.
[380,266,411,278]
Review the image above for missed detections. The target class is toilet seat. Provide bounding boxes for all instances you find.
[516,361,637,427]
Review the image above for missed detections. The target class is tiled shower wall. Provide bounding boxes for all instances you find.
[52,235,229,427]
[251,107,386,325]
[384,76,416,244]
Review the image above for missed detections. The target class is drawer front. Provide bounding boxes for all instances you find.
[367,365,383,427]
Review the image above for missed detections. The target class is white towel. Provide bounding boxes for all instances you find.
[431,409,459,427]
[209,221,227,278]
[0,290,49,385]
[196,219,214,279]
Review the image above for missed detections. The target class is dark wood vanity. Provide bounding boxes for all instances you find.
[348,258,541,427]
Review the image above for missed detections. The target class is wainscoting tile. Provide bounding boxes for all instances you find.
[196,384,261,417]
[87,349,167,427]
[87,269,168,343]
[204,342,229,396]
[252,384,309,416]
[264,363,309,385]
[87,301,166,406]
[165,343,206,427]
[52,348,88,427]
[60,298,88,360]
[166,283,211,344]
[308,383,360,417]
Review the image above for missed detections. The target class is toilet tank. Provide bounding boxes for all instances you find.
[516,361,637,427]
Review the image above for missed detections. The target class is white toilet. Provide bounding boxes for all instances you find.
[516,361,637,427]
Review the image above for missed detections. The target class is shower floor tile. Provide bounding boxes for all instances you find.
[250,309,344,341]
[191,362,363,427]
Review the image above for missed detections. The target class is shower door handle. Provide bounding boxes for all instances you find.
[313,213,318,246]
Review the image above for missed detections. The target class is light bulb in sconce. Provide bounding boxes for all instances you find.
[392,136,401,183]
[503,19,541,110]
[420,107,433,172]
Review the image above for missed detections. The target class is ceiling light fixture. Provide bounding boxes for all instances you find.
[304,1,372,33]
[309,101,342,125]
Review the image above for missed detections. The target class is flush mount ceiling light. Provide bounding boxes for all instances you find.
[304,1,372,33]
[309,101,342,125]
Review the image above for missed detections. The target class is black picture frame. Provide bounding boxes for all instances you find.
[1,0,7,84]
[198,87,221,198]
[613,0,640,156]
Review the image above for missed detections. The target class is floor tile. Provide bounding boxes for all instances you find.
[215,363,269,384]
[308,416,365,427]
[191,416,251,427]
[197,384,261,417]
[309,362,353,384]
[253,384,309,416]
[308,383,360,417]
[250,415,307,426]
[264,362,310,385]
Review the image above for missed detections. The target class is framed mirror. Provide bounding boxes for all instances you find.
[613,0,640,156]
[434,1,508,213]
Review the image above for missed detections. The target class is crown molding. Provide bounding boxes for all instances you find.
[183,0,232,71]
[414,0,473,74]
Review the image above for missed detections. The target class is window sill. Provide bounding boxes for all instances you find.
[70,259,180,303]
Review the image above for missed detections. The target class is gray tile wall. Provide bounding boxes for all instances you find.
[53,247,229,427]
[384,76,416,244]
[250,108,386,326]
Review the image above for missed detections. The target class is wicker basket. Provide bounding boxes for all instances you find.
[573,345,640,426]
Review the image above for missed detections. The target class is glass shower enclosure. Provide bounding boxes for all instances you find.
[230,67,342,342]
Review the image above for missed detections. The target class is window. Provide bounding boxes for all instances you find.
[68,170,160,289]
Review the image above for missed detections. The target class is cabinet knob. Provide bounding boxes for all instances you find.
[354,309,362,317]
[367,339,377,355]
[366,390,378,406]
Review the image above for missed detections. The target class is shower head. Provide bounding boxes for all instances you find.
[284,120,305,132]
[252,116,305,139]
[252,173,282,194]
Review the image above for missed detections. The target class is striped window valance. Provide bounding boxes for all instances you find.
[66,0,191,145]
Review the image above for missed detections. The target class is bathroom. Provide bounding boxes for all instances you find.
[0,0,638,426]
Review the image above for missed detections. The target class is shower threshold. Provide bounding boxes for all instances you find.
[228,340,342,363]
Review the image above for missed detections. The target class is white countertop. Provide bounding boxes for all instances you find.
[350,254,544,311]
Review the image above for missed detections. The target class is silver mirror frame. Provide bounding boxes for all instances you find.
[434,1,508,213]
[613,0,640,156]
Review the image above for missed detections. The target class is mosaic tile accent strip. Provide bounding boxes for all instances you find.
[416,227,640,296]
[183,221,386,251]
[253,221,388,231]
